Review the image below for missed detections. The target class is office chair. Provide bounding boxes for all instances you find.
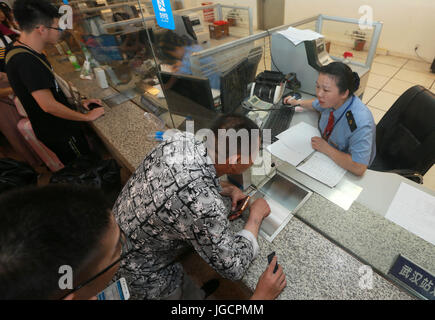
[369,85,435,184]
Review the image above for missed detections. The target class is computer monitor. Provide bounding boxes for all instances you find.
[220,53,262,114]
[82,34,124,63]
[246,47,263,83]
[159,71,216,121]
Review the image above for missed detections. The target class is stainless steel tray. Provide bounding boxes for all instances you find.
[246,171,312,242]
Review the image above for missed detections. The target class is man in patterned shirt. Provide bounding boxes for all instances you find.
[113,114,272,299]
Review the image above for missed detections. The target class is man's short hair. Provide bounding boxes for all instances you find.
[13,0,60,32]
[0,184,112,299]
[210,114,261,162]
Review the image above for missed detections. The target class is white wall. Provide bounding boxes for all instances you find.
[197,0,258,29]
[284,0,435,61]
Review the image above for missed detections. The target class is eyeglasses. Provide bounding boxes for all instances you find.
[47,26,64,32]
[36,25,64,32]
[59,227,133,299]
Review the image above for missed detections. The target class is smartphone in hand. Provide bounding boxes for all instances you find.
[267,252,279,274]
[228,196,250,221]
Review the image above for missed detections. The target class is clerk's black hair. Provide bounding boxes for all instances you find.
[0,184,112,299]
[319,61,360,97]
[13,0,60,32]
[155,30,193,64]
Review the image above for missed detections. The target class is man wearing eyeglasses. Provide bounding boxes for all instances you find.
[5,0,104,164]
[0,184,121,300]
[0,184,285,300]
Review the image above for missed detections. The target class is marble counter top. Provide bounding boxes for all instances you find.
[50,59,163,172]
[230,215,413,300]
[296,193,435,276]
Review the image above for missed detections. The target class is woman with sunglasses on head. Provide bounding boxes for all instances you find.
[284,61,376,176]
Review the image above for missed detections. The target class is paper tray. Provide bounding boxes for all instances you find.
[246,171,312,242]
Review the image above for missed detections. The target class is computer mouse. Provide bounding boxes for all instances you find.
[282,92,301,105]
[292,92,302,100]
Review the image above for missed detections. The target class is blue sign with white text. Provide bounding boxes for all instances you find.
[389,255,435,300]
[151,0,175,30]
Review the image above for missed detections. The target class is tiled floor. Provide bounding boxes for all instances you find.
[329,43,435,191]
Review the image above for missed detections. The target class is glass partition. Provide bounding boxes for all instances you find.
[49,0,255,130]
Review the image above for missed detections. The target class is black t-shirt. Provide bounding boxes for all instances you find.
[6,45,80,142]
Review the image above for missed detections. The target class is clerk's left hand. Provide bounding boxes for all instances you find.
[82,98,103,110]
[311,136,332,154]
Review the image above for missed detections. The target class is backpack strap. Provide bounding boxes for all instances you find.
[5,47,78,106]
[5,47,53,73]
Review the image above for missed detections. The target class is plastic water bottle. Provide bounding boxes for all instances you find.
[146,130,178,142]
[67,50,81,71]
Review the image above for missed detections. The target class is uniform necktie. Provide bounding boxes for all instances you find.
[323,111,335,140]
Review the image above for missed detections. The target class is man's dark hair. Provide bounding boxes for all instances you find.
[319,61,360,97]
[210,114,261,160]
[0,184,112,299]
[13,0,60,32]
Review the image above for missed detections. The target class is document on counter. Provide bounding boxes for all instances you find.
[276,122,320,165]
[385,182,435,245]
[296,152,347,188]
[265,121,346,187]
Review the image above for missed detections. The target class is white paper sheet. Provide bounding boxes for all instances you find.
[385,182,435,245]
[296,152,347,187]
[266,139,308,166]
[277,27,324,46]
[276,122,320,164]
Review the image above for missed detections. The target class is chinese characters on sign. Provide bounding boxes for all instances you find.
[152,0,175,30]
[389,255,435,300]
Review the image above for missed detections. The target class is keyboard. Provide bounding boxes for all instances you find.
[262,105,295,142]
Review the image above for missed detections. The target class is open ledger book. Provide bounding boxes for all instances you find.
[266,122,347,187]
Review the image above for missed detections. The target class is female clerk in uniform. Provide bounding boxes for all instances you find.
[284,62,376,176]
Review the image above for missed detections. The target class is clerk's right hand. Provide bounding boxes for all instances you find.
[85,107,105,121]
[283,96,300,106]
[249,198,271,220]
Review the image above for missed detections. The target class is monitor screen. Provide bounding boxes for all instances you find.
[160,71,216,120]
[82,34,124,63]
[246,47,262,83]
[220,52,261,114]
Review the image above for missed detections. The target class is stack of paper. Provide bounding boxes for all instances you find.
[296,152,347,188]
[266,122,319,166]
[277,27,324,46]
[265,122,347,188]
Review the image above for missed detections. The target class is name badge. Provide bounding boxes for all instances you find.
[152,0,175,30]
[388,254,435,300]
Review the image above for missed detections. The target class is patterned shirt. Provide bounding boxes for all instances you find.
[113,132,258,299]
